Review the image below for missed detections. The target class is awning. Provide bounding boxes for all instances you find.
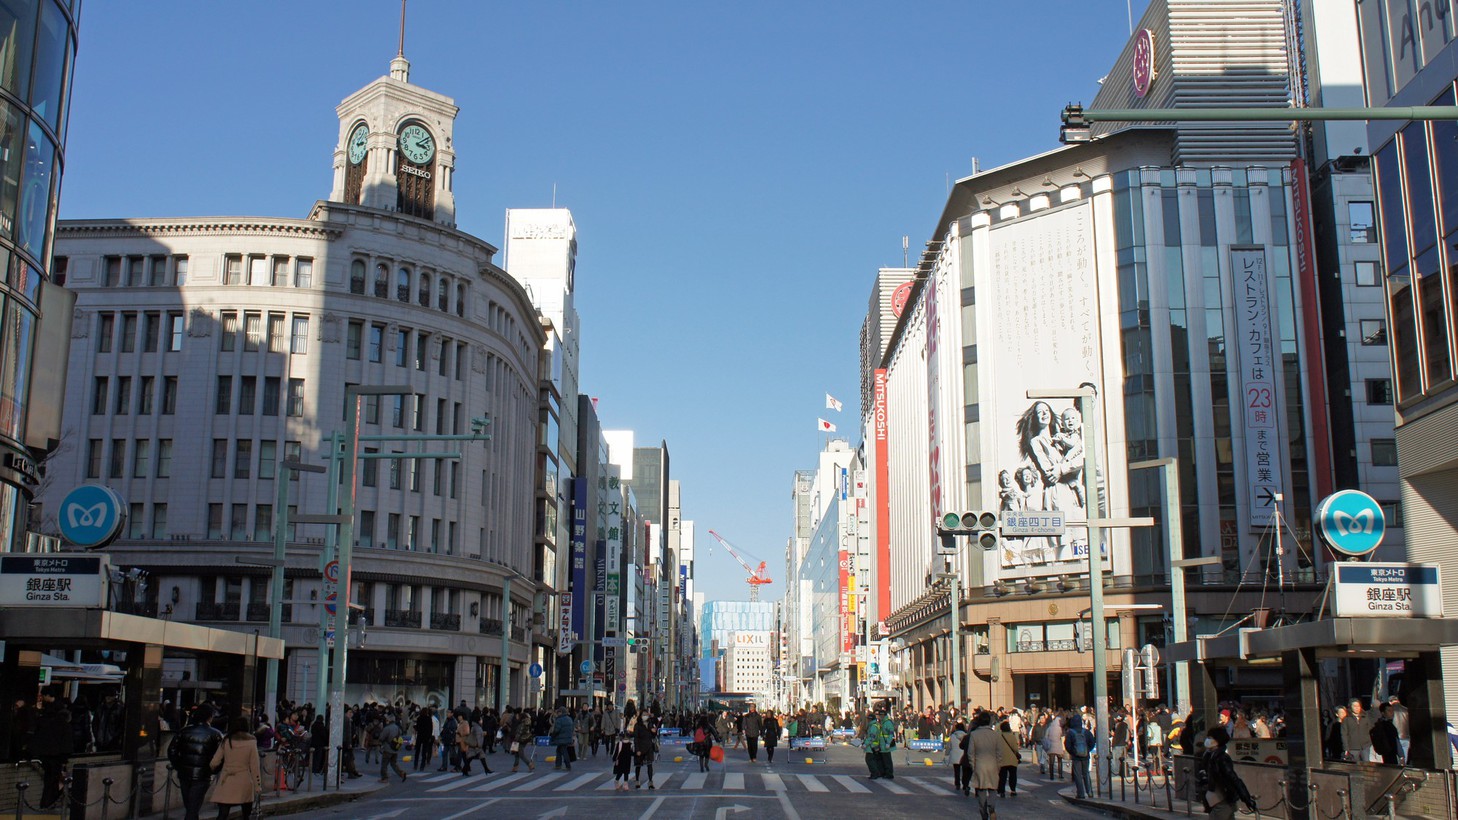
[1163,617,1458,664]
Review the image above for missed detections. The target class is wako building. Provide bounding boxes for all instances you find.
[41,51,549,707]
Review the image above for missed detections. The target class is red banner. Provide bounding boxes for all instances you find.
[1289,157,1334,501]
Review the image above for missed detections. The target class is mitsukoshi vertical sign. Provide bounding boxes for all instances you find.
[873,369,891,626]
[1230,247,1284,532]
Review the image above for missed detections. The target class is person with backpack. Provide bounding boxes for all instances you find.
[1064,715,1096,799]
[458,714,492,776]
[550,707,576,772]
[376,713,407,783]
[691,714,718,772]
[1197,726,1257,819]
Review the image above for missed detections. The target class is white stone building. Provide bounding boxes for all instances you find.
[39,51,550,709]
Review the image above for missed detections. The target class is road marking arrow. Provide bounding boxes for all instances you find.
[714,805,750,820]
[537,808,569,820]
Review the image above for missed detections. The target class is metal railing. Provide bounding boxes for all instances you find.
[383,609,421,628]
[479,617,503,635]
[429,612,461,631]
[195,601,241,621]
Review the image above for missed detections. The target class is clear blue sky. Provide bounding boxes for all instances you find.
[62,1,1148,604]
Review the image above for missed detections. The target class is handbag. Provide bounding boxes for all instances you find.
[508,741,519,754]
[1002,733,1024,763]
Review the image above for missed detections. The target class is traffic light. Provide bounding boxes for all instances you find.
[939,511,1000,551]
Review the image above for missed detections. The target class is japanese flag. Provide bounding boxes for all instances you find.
[818,418,837,433]
[825,394,843,412]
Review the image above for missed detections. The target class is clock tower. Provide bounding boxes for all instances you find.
[329,49,459,226]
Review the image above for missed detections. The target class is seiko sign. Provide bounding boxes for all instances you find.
[399,165,432,180]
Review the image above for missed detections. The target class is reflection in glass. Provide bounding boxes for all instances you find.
[17,119,51,258]
[1390,274,1420,400]
[31,0,65,131]
[0,298,32,439]
[0,0,36,103]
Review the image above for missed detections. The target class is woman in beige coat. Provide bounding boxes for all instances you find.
[209,717,262,819]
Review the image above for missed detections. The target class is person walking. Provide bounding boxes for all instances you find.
[550,707,576,772]
[965,712,1002,820]
[1371,703,1401,765]
[575,706,592,760]
[741,705,763,763]
[631,707,658,788]
[946,720,970,795]
[1064,715,1096,800]
[1342,699,1374,762]
[438,711,459,772]
[30,687,73,811]
[168,704,223,820]
[691,714,717,772]
[376,713,407,782]
[1198,727,1257,820]
[459,714,492,776]
[762,710,781,765]
[510,709,537,772]
[612,702,637,791]
[1043,713,1066,780]
[997,718,1021,797]
[413,707,436,771]
[209,717,262,820]
[308,715,328,775]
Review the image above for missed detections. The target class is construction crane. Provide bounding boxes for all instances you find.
[707,529,773,602]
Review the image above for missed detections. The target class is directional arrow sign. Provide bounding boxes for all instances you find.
[537,808,568,820]
[714,805,750,820]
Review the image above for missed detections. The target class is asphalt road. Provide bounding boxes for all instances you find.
[291,740,1104,820]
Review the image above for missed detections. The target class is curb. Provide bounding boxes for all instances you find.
[137,782,389,820]
[1060,791,1183,820]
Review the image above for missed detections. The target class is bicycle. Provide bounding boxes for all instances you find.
[274,744,310,791]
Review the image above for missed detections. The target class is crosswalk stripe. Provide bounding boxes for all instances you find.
[510,771,564,791]
[796,774,828,792]
[761,772,785,790]
[831,775,872,793]
[597,775,620,790]
[556,772,601,791]
[723,772,745,790]
[655,772,675,788]
[878,778,911,794]
[682,772,707,790]
[467,773,530,792]
[908,776,955,795]
[427,774,493,793]
[423,772,458,783]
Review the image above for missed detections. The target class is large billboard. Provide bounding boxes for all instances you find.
[983,202,1105,575]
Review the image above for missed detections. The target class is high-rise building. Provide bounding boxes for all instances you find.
[1352,0,1458,717]
[0,0,82,552]
[723,630,773,699]
[42,46,548,707]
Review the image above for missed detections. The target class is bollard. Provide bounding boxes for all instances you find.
[15,782,27,820]
[1184,767,1194,817]
[1251,792,1261,820]
[132,765,149,820]
[1163,763,1173,810]
[1385,792,1396,820]
[101,776,115,820]
[1336,789,1350,820]
[162,765,175,820]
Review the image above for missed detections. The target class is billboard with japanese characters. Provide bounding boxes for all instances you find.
[1230,248,1285,532]
[983,202,1108,575]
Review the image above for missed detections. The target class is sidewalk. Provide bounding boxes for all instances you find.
[136,769,390,819]
[1060,783,1193,820]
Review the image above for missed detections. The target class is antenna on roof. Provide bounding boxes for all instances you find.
[552,183,557,208]
[398,0,407,57]
[902,236,909,268]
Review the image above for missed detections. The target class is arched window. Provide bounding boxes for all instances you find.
[374,264,389,298]
[456,283,466,317]
[396,267,410,302]
[418,273,431,307]
[437,277,450,311]
[350,260,366,294]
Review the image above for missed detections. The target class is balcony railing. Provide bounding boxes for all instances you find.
[1014,639,1080,653]
[114,600,158,618]
[196,602,241,621]
[349,608,372,626]
[511,625,526,642]
[384,609,421,628]
[430,612,461,631]
[480,618,503,636]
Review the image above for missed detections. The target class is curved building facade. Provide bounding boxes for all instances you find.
[39,54,550,708]
[0,0,79,550]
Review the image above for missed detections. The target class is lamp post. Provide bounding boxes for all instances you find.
[935,564,961,712]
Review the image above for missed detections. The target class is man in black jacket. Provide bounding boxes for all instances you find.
[30,687,73,809]
[1198,727,1257,820]
[1370,703,1402,765]
[167,704,223,820]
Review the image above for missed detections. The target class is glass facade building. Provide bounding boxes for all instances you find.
[0,0,78,551]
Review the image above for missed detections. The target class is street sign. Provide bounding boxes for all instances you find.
[323,561,341,583]
[529,662,543,679]
[324,592,337,616]
[1315,490,1385,557]
[603,636,625,648]
[38,667,50,686]
[57,485,127,549]
[1000,510,1066,537]
[0,555,109,607]
[1333,563,1442,617]
[579,659,593,675]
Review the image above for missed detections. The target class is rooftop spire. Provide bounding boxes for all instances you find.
[389,0,410,82]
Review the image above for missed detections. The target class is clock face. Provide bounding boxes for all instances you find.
[348,124,368,165]
[398,124,435,165]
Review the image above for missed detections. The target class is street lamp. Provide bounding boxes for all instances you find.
[491,560,534,711]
